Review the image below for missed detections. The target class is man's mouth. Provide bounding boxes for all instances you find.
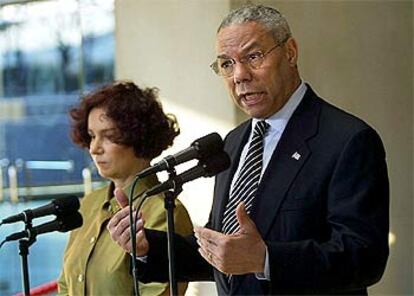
[239,92,265,106]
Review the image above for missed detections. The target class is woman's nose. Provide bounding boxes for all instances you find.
[89,138,103,154]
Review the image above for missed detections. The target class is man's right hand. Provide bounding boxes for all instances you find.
[107,188,149,256]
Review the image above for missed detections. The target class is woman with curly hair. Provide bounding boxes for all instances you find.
[58,81,193,296]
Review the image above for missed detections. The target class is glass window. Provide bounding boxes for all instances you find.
[0,0,114,196]
[0,0,114,294]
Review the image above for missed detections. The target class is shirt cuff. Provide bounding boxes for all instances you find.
[135,255,148,263]
[255,244,270,281]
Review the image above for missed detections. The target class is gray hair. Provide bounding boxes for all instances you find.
[217,4,292,44]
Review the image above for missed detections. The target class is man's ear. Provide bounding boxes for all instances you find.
[285,37,299,66]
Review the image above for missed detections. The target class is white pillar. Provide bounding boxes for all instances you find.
[8,165,18,203]
[82,167,92,195]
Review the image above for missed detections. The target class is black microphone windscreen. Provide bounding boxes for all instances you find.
[202,151,231,177]
[4,211,83,242]
[61,212,83,232]
[53,196,80,214]
[38,212,83,235]
[193,133,223,158]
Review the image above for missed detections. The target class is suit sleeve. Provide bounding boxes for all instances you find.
[137,198,214,283]
[137,230,214,283]
[267,127,389,291]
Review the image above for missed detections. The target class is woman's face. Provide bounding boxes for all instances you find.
[87,107,142,186]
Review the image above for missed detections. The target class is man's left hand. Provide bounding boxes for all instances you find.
[194,202,266,275]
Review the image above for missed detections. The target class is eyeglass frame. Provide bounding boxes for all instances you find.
[210,38,289,77]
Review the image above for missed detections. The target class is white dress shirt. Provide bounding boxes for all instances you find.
[229,81,307,280]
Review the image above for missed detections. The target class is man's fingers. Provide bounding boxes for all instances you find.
[198,247,210,261]
[135,228,149,257]
[117,229,131,247]
[194,226,220,246]
[107,206,130,230]
[198,246,217,264]
[195,226,226,258]
[114,187,129,208]
[235,202,255,232]
[136,228,146,244]
[108,208,142,247]
[197,238,215,256]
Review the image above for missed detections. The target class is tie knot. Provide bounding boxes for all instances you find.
[254,120,269,137]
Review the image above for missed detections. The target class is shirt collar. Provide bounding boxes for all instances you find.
[102,174,159,214]
[252,81,307,133]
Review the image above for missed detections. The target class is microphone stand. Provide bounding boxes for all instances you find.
[164,167,182,296]
[18,220,36,296]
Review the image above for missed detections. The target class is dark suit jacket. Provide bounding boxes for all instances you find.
[138,86,389,295]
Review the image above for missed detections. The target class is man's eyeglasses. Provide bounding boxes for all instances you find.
[210,42,284,77]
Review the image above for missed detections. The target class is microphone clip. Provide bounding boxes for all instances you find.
[15,224,37,295]
[9,219,38,250]
[163,164,183,198]
[19,210,37,244]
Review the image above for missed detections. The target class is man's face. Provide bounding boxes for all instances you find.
[215,21,299,119]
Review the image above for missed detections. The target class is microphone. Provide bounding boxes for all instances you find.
[144,151,231,197]
[137,133,224,178]
[0,196,80,224]
[3,212,83,242]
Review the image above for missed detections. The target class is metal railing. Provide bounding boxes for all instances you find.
[0,158,104,202]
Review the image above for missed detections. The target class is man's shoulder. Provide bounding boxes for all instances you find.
[223,85,380,145]
[317,96,375,137]
[297,90,384,157]
[300,86,376,135]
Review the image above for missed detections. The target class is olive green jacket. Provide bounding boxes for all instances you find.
[58,175,193,296]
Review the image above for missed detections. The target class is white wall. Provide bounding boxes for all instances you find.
[115,1,233,294]
[115,1,413,295]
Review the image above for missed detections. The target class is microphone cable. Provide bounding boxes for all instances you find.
[128,175,148,296]
[128,174,174,296]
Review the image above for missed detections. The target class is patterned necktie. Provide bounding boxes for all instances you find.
[222,120,269,235]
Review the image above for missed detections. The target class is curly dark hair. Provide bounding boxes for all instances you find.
[70,81,180,159]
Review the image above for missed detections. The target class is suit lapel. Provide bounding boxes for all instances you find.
[251,88,321,238]
[213,87,322,293]
[229,87,321,294]
[212,120,251,231]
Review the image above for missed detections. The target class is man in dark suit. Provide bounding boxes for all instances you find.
[108,4,389,295]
